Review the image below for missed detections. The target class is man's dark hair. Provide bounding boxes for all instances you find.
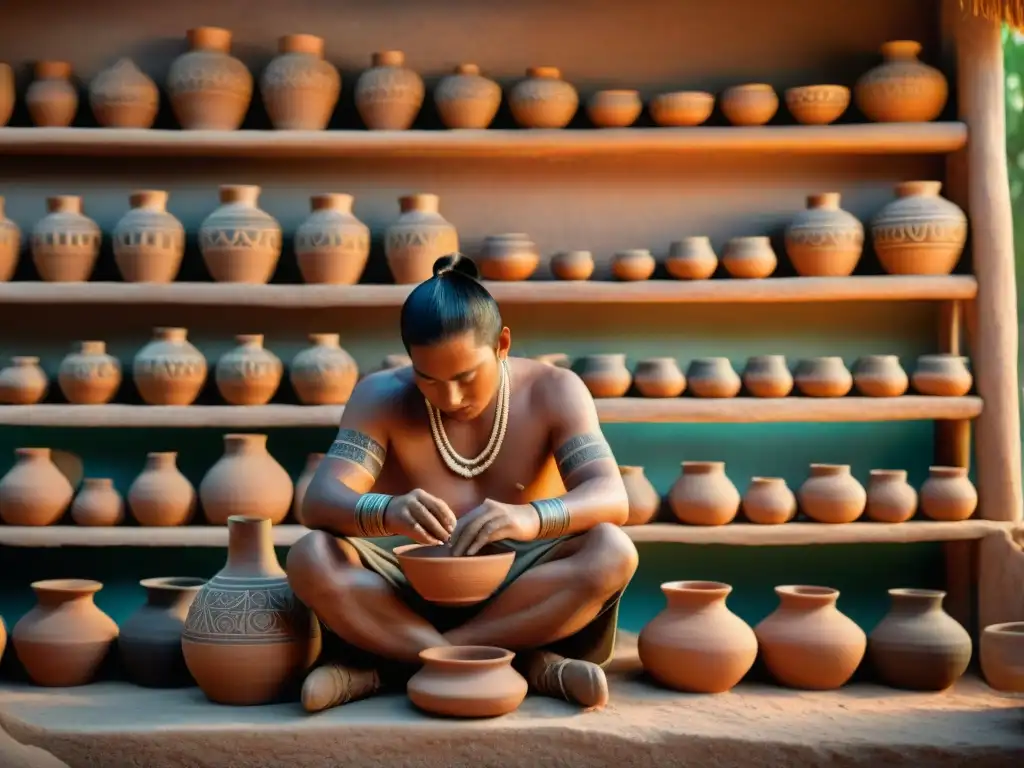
[399,253,503,350]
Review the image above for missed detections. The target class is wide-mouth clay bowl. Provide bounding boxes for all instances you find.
[395,543,515,606]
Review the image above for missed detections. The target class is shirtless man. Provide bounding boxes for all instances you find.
[286,253,639,713]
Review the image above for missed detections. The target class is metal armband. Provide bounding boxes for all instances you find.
[530,498,570,539]
[354,492,392,537]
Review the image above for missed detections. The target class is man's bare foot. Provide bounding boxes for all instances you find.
[301,664,381,713]
[521,650,609,711]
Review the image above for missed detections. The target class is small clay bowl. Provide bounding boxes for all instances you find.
[649,91,714,126]
[395,543,515,606]
[720,84,779,126]
[785,85,850,125]
[586,90,642,128]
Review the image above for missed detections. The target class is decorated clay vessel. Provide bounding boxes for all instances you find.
[199,434,293,525]
[89,58,159,128]
[665,237,717,280]
[199,185,282,284]
[293,453,323,524]
[0,357,48,405]
[619,466,660,526]
[407,646,527,718]
[0,448,74,526]
[855,41,947,123]
[871,181,966,275]
[294,193,370,285]
[167,26,252,130]
[741,355,793,398]
[478,234,540,281]
[550,250,594,281]
[911,354,972,396]
[354,50,424,130]
[260,34,340,130]
[120,576,205,688]
[384,194,459,284]
[784,193,864,277]
[865,469,918,523]
[0,195,20,282]
[509,67,578,128]
[31,196,101,282]
[648,91,714,126]
[575,354,631,398]
[720,84,778,126]
[852,355,908,397]
[633,357,685,398]
[70,478,124,527]
[133,327,208,406]
[587,90,642,128]
[113,190,186,283]
[127,452,196,526]
[215,334,283,406]
[668,461,740,526]
[26,61,77,127]
[981,622,1024,692]
[686,358,741,398]
[742,477,797,524]
[785,85,850,125]
[434,64,501,130]
[919,466,977,521]
[58,340,122,405]
[794,357,852,397]
[290,333,358,405]
[612,249,656,281]
[722,236,777,278]
[798,464,866,524]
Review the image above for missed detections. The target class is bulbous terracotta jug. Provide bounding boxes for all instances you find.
[611,249,656,281]
[575,354,632,398]
[0,195,21,282]
[31,196,101,282]
[550,250,594,281]
[721,236,777,278]
[384,194,459,284]
[199,185,282,284]
[167,26,253,130]
[199,434,293,524]
[0,447,74,526]
[133,327,208,406]
[293,453,323,524]
[720,83,778,126]
[794,357,853,398]
[89,58,159,128]
[127,452,196,526]
[57,340,122,405]
[354,50,424,130]
[120,576,205,687]
[26,61,78,127]
[919,466,977,521]
[619,466,660,526]
[215,334,283,406]
[981,622,1024,692]
[741,355,793,398]
[113,190,185,283]
[70,478,124,526]
[784,193,864,277]
[797,464,866,524]
[865,469,917,523]
[686,358,741,398]
[871,182,966,275]
[855,41,948,123]
[508,67,578,128]
[911,354,972,396]
[407,646,528,717]
[741,477,796,524]
[852,355,908,397]
[294,194,370,285]
[260,34,340,131]
[668,461,740,526]
[478,234,540,281]
[434,63,501,129]
[290,333,359,405]
[632,357,685,398]
[0,356,48,405]
[665,237,717,280]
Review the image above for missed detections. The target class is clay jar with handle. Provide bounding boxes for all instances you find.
[215,334,283,406]
[638,581,757,693]
[852,355,908,397]
[89,58,159,128]
[612,249,656,281]
[71,478,125,527]
[293,453,324,524]
[550,250,594,281]
[13,579,119,687]
[26,61,78,127]
[290,333,358,405]
[665,237,717,280]
[981,622,1024,692]
[167,26,253,130]
[407,646,528,718]
[720,84,778,126]
[911,354,972,396]
[128,452,196,526]
[200,185,283,284]
[0,195,21,282]
[868,588,971,690]
[0,357,48,405]
[133,327,208,405]
[794,357,852,397]
[384,194,459,284]
[478,234,540,281]
[575,354,631,398]
[0,447,74,526]
[260,34,340,131]
[871,181,966,275]
[798,464,866,523]
[58,340,122,405]
[784,193,864,277]
[294,193,370,285]
[199,434,293,525]
[919,466,977,521]
[741,355,793,398]
[633,357,685,398]
[113,190,186,283]
[686,358,741,398]
[434,63,502,129]
[354,50,424,130]
[509,66,578,128]
[182,515,322,705]
[742,477,797,524]
[855,40,948,123]
[669,461,740,526]
[120,576,206,688]
[865,469,918,523]
[619,466,660,526]
[722,236,777,278]
[31,196,101,282]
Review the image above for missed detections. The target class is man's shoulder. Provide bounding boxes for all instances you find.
[515,357,590,413]
[348,366,417,412]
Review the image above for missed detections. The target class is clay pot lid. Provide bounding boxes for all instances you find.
[985,621,1024,636]
[419,645,514,665]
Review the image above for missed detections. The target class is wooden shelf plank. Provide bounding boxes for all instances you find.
[0,276,979,308]
[0,124,969,159]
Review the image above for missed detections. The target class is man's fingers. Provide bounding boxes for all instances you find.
[414,490,458,532]
[407,500,450,543]
[408,520,441,546]
[451,509,498,557]
[465,519,508,556]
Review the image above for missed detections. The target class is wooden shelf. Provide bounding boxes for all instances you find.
[0,276,979,309]
[0,124,968,159]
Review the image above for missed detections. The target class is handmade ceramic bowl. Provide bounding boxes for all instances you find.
[395,543,515,605]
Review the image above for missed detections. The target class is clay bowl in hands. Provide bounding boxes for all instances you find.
[395,543,515,606]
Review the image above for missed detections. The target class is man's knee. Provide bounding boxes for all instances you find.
[578,522,639,594]
[287,530,344,601]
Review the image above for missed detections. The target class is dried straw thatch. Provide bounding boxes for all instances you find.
[962,0,1024,29]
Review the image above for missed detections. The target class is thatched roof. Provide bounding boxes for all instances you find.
[963,0,1024,29]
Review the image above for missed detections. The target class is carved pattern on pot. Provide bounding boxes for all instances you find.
[215,334,283,406]
[871,182,966,275]
[31,196,102,282]
[133,327,208,406]
[384,194,459,284]
[434,64,502,130]
[355,51,424,130]
[89,58,159,128]
[167,27,253,131]
[58,340,122,405]
[854,41,948,123]
[509,67,579,129]
[260,34,340,131]
[784,85,850,125]
[295,194,370,285]
[290,334,358,405]
[113,190,186,283]
[183,577,308,643]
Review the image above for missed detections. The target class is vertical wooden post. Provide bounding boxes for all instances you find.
[934,300,972,468]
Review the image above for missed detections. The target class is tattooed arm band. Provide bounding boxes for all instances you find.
[554,432,614,480]
[327,428,387,478]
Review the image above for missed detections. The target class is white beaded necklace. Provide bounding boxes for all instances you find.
[426,358,510,478]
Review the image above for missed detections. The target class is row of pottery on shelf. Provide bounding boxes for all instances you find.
[0,37,946,131]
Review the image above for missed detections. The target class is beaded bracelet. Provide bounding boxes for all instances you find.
[530,498,570,539]
[354,492,392,537]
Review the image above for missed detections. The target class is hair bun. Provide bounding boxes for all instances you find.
[432,253,480,281]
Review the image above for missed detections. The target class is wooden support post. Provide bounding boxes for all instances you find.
[934,300,972,469]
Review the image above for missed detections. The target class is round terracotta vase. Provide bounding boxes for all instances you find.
[742,477,797,524]
[648,91,715,127]
[293,453,324,524]
[199,434,293,525]
[981,622,1024,693]
[215,334,283,406]
[855,40,948,123]
[120,576,206,688]
[408,646,528,718]
[199,185,282,284]
[167,26,253,130]
[133,327,208,406]
[587,89,642,128]
[550,250,594,281]
[852,355,908,398]
[128,452,196,526]
[911,354,972,397]
[720,84,778,126]
[686,358,741,398]
[0,195,21,282]
[619,466,660,526]
[509,67,578,129]
[638,581,757,693]
[784,193,864,277]
[89,58,159,128]
[384,194,459,284]
[871,181,967,275]
[182,516,321,705]
[794,357,853,398]
[70,478,124,527]
[868,588,971,690]
[0,357,49,405]
[434,63,502,130]
[755,585,866,690]
[478,234,540,281]
[575,354,632,398]
[722,236,777,279]
[612,249,656,281]
[13,579,118,687]
[31,196,101,282]
[741,355,793,398]
[0,447,74,526]
[784,85,850,125]
[668,461,740,526]
[633,357,685,398]
[865,469,918,523]
[919,466,977,521]
[354,50,424,130]
[290,333,358,405]
[260,34,340,131]
[665,237,718,280]
[113,190,185,283]
[295,193,370,285]
[26,61,78,127]
[798,464,866,524]
[58,340,122,405]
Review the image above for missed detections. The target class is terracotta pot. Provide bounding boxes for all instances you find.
[199,185,282,284]
[199,434,293,525]
[852,355,908,397]
[0,447,74,526]
[633,357,685,398]
[290,333,358,405]
[182,516,321,705]
[89,58,159,128]
[112,190,186,283]
[911,354,972,397]
[26,61,77,127]
[865,469,918,523]
[133,327,208,405]
[855,41,947,123]
[509,67,579,128]
[648,91,714,127]
[665,237,717,280]
[575,354,631,398]
[215,334,283,406]
[31,196,101,282]
[550,250,594,281]
[58,340,122,405]
[785,85,850,125]
[293,453,323,525]
[0,195,20,282]
[741,355,793,398]
[434,64,501,130]
[612,249,656,281]
[722,236,777,278]
[668,461,740,526]
[981,622,1024,692]
[794,357,852,397]
[295,193,370,285]
[408,646,528,718]
[798,464,866,524]
[638,581,757,693]
[478,234,540,281]
[587,89,642,128]
[619,466,660,525]
[120,576,206,688]
[532,353,571,368]
[868,588,971,690]
[128,452,196,526]
[720,84,778,126]
[784,193,864,277]
[70,478,124,527]
[260,34,340,131]
[354,50,424,130]
[920,466,977,521]
[872,181,966,275]
[685,358,741,398]
[167,26,252,130]
[0,357,48,405]
[384,194,459,284]
[0,63,13,126]
[742,477,797,524]
[755,585,866,689]
[395,544,515,605]
[13,579,118,686]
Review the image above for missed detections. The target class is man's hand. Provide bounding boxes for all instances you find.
[448,499,541,557]
[384,489,458,545]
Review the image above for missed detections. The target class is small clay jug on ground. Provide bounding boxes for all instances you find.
[633,358,685,398]
[871,181,967,275]
[293,453,324,524]
[200,185,282,284]
[575,354,632,398]
[587,89,642,128]
[128,452,196,526]
[784,193,864,277]
[290,333,359,405]
[742,355,793,398]
[868,588,971,690]
[167,26,253,130]
[89,58,159,128]
[0,448,74,526]
[794,357,852,397]
[981,622,1024,692]
[260,34,340,131]
[722,236,777,278]
[354,50,424,130]
[665,237,717,280]
[70,478,124,526]
[550,250,594,281]
[919,466,977,521]
[407,646,528,718]
[26,61,77,127]
[742,477,797,524]
[865,469,918,523]
[619,466,660,526]
[612,249,656,281]
[508,67,578,128]
[668,461,740,526]
[798,464,866,523]
[0,357,48,405]
[720,84,778,126]
[434,64,502,129]
[686,358,741,398]
[295,194,370,285]
[755,585,866,690]
[13,579,119,686]
[648,91,714,127]
[911,354,972,396]
[120,576,206,688]
[855,41,948,123]
[182,516,322,705]
[478,234,540,281]
[58,341,122,405]
[113,190,185,283]
[215,334,283,406]
[0,195,21,282]
[638,581,757,693]
[31,196,101,282]
[133,327,208,406]
[384,194,459,284]
[852,355,908,397]
[199,434,293,525]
